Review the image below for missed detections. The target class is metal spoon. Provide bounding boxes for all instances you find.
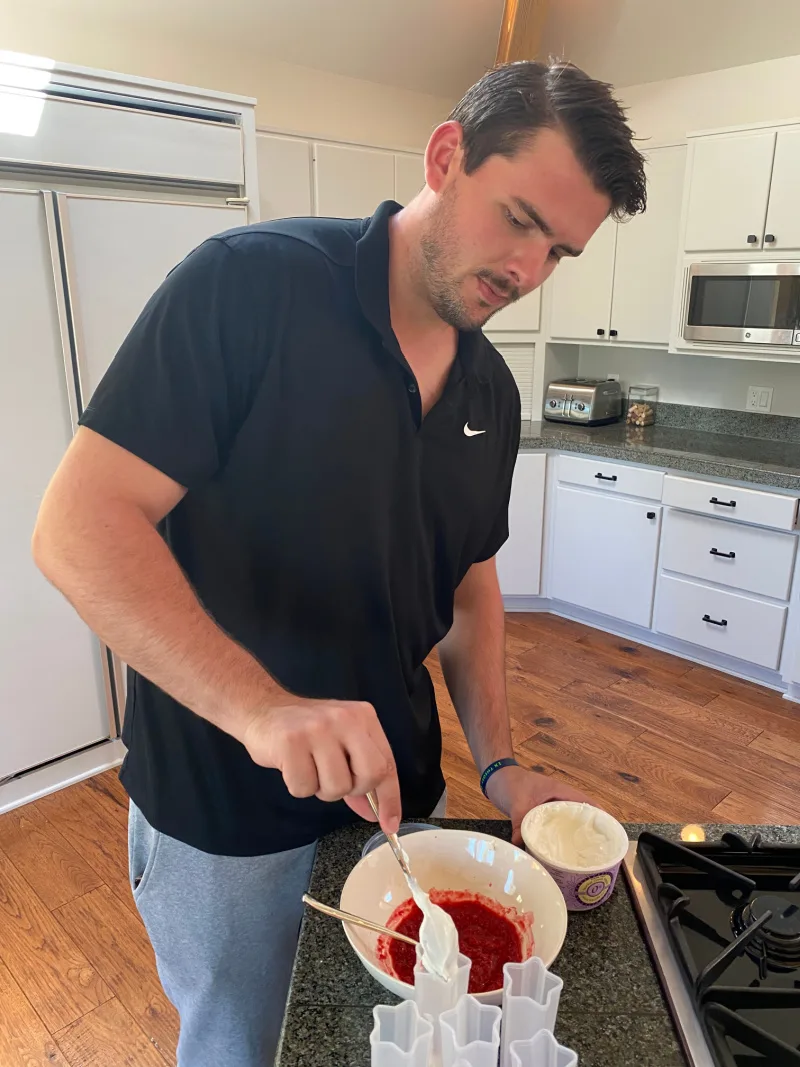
[366,790,415,883]
[302,894,418,946]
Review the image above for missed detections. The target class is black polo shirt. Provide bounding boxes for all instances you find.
[80,200,521,856]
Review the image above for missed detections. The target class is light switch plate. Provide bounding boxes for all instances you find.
[747,385,774,412]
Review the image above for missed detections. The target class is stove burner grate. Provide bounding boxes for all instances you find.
[732,894,800,974]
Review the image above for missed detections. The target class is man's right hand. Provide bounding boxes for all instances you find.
[240,697,402,836]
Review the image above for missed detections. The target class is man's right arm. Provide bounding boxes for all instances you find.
[32,426,401,833]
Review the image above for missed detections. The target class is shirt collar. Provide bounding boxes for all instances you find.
[355,200,490,385]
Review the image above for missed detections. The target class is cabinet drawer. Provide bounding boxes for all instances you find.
[557,454,663,501]
[662,475,798,531]
[660,509,797,600]
[654,575,787,669]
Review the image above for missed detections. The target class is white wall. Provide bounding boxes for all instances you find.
[620,53,800,144]
[1,16,453,151]
[578,346,800,417]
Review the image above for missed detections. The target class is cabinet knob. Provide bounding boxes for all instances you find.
[702,613,728,627]
[765,233,776,243]
[596,328,605,336]
[646,511,656,519]
[609,329,618,337]
[746,234,758,243]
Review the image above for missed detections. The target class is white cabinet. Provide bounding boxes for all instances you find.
[314,142,395,218]
[549,485,662,627]
[487,288,541,333]
[57,193,248,402]
[394,153,425,205]
[764,127,800,252]
[1,190,111,780]
[256,133,312,220]
[609,145,686,344]
[497,453,546,597]
[548,145,685,346]
[683,130,776,253]
[548,216,616,342]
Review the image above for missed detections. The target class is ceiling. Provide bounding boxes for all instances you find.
[540,0,800,88]
[32,0,505,99]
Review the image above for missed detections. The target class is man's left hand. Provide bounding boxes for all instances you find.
[484,764,595,846]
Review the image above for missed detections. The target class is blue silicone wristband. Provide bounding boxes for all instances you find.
[479,757,519,797]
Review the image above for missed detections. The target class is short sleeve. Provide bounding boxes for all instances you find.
[79,236,268,492]
[474,383,521,563]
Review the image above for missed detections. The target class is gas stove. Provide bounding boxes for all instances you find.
[624,831,800,1067]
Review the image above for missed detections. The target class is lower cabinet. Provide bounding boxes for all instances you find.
[549,485,662,627]
[497,453,547,597]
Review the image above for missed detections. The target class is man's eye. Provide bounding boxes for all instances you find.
[505,209,528,230]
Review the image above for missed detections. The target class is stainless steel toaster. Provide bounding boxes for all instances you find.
[543,377,622,426]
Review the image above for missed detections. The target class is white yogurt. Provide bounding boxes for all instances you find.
[522,801,625,870]
[407,874,459,982]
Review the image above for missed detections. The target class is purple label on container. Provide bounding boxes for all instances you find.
[549,865,621,911]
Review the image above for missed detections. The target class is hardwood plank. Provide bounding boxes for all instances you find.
[0,848,112,1032]
[504,612,586,645]
[0,958,71,1067]
[34,782,134,914]
[709,694,800,745]
[605,679,763,743]
[505,681,646,748]
[749,728,800,766]
[573,626,694,677]
[55,885,178,1064]
[564,679,763,750]
[711,792,800,826]
[443,775,502,820]
[87,770,129,820]
[635,730,800,815]
[0,804,103,911]
[54,998,169,1067]
[617,736,730,813]
[681,664,792,713]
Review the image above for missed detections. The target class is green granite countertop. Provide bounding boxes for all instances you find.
[520,420,800,491]
[275,819,800,1067]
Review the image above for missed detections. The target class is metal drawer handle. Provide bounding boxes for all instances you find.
[595,473,618,481]
[709,496,736,508]
[702,613,728,627]
[709,548,736,559]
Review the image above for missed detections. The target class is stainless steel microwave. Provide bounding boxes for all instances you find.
[683,262,800,347]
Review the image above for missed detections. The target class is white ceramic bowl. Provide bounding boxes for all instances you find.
[339,828,568,1005]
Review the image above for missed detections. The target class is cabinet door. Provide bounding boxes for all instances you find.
[0,190,111,780]
[763,127,800,252]
[493,343,535,419]
[610,145,686,345]
[496,453,547,597]
[314,142,395,218]
[548,216,616,341]
[684,131,776,253]
[256,133,312,220]
[58,194,248,402]
[549,486,662,627]
[394,153,425,205]
[487,288,541,332]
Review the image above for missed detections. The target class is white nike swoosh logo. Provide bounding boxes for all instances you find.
[464,423,486,437]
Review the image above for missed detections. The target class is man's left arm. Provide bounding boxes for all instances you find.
[437,556,592,843]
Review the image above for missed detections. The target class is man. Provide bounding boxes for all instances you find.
[33,60,645,1066]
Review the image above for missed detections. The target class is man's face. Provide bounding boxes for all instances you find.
[419,126,612,331]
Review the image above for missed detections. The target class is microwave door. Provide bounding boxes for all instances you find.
[685,264,800,345]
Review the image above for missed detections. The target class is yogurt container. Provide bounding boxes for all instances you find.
[520,801,629,911]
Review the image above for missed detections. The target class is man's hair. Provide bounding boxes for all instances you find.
[448,60,646,220]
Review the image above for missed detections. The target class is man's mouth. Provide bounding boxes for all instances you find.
[476,276,510,307]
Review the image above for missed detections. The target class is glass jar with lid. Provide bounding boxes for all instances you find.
[626,384,658,427]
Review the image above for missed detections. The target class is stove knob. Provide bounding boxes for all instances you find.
[548,399,558,407]
[575,402,586,411]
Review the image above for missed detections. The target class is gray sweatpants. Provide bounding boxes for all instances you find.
[129,791,447,1067]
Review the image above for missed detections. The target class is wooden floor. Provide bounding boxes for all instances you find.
[0,613,798,1066]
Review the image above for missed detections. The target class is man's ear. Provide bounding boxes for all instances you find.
[424,121,464,194]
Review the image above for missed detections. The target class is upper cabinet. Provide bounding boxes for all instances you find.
[487,287,542,333]
[682,124,800,254]
[683,130,776,253]
[549,145,686,346]
[257,133,313,220]
[314,142,395,218]
[395,153,425,206]
[763,128,800,252]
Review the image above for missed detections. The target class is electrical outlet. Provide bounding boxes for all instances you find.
[606,373,620,381]
[747,386,774,412]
